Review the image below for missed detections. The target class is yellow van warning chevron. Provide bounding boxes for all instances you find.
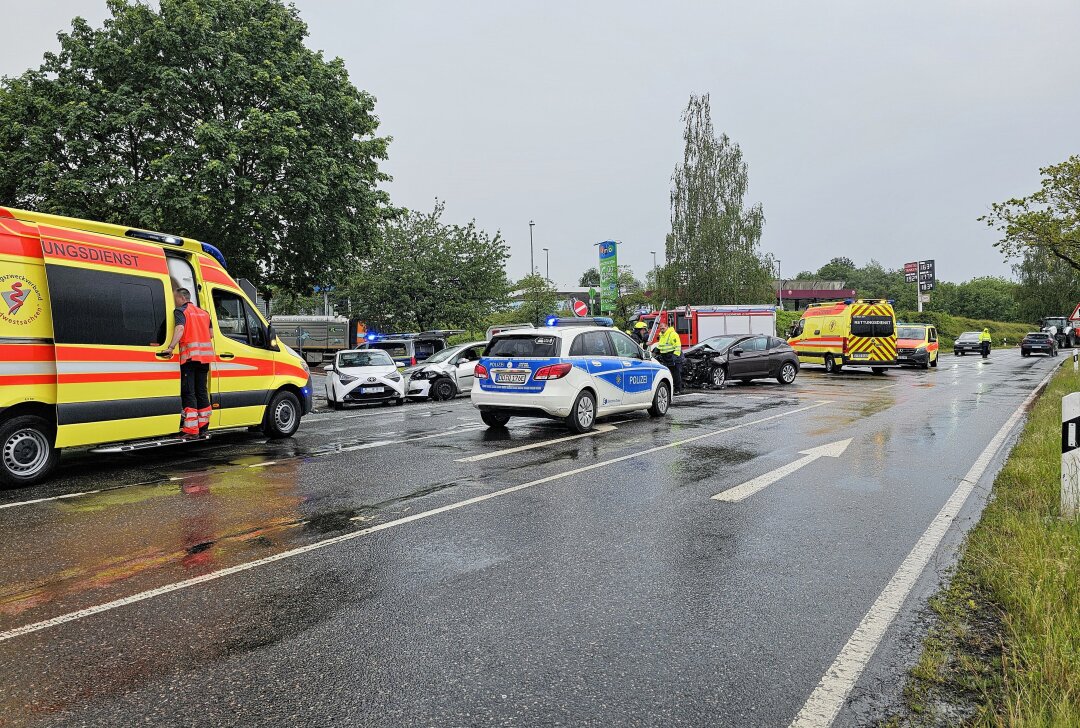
[785,299,899,374]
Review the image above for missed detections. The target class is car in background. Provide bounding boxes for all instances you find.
[324,349,405,409]
[684,334,800,388]
[404,341,487,401]
[896,323,940,369]
[1021,332,1058,357]
[471,320,672,432]
[362,334,451,368]
[953,331,983,356]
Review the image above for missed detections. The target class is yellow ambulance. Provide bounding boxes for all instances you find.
[0,206,312,486]
[786,299,898,374]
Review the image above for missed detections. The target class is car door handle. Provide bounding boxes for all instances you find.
[219,353,235,360]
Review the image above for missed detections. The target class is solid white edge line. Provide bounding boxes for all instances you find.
[0,489,102,510]
[455,424,617,462]
[0,400,830,644]
[788,361,1061,728]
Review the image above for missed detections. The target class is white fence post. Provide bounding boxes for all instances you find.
[1062,392,1080,518]
[1073,349,1078,372]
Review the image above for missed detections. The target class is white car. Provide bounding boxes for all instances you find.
[324,349,405,409]
[403,341,487,401]
[470,322,673,432]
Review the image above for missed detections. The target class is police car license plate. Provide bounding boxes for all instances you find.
[495,370,528,384]
[361,386,384,393]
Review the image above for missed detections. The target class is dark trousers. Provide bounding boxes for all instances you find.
[660,353,684,393]
[981,341,991,356]
[181,362,210,431]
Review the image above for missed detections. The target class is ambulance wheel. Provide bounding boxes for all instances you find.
[264,391,301,438]
[872,367,886,375]
[931,355,938,368]
[649,381,671,417]
[824,354,839,374]
[481,411,510,428]
[566,390,596,433]
[919,359,930,370]
[0,415,59,487]
[430,378,457,401]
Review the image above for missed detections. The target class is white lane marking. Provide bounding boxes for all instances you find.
[0,401,830,644]
[870,383,898,391]
[333,426,486,453]
[789,362,1061,728]
[455,424,618,462]
[712,439,852,502]
[0,490,102,510]
[249,461,277,468]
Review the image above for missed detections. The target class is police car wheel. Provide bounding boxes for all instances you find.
[778,362,797,385]
[430,378,457,401]
[0,415,59,487]
[264,391,301,438]
[566,390,596,433]
[481,411,510,428]
[648,381,671,417]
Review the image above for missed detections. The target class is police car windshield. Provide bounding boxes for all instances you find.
[485,334,558,358]
[897,326,925,340]
[338,350,393,368]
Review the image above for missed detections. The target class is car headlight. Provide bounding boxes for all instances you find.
[411,370,432,380]
[387,372,402,382]
[338,373,357,384]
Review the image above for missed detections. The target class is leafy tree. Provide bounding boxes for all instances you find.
[342,201,510,332]
[816,257,857,281]
[1012,247,1080,322]
[981,155,1080,273]
[661,94,772,305]
[0,0,391,291]
[578,267,601,287]
[515,273,559,327]
[929,277,1020,321]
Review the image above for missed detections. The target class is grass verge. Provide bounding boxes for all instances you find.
[898,363,1080,726]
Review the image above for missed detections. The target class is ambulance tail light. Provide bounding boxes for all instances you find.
[842,338,849,355]
[475,363,489,380]
[411,356,417,366]
[534,363,573,380]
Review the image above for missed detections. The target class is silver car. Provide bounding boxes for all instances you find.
[403,341,487,401]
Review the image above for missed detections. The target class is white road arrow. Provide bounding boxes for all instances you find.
[711,438,852,502]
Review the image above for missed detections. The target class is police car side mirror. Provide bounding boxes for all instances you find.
[641,348,652,360]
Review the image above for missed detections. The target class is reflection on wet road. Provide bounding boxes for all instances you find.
[0,351,1061,726]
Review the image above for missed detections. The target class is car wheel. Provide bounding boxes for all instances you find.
[394,398,405,406]
[648,380,671,417]
[871,367,886,375]
[710,366,726,388]
[566,390,596,433]
[430,378,457,401]
[0,415,59,488]
[331,401,344,411]
[824,354,842,374]
[919,359,929,370]
[1021,349,1029,357]
[263,390,301,438]
[930,354,938,368]
[480,411,510,428]
[777,361,797,385]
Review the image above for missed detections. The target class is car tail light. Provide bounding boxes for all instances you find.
[475,363,489,380]
[534,363,573,380]
[411,356,417,366]
[842,338,849,355]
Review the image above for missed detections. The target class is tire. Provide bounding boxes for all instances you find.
[919,359,929,370]
[480,411,510,428]
[331,400,344,411]
[872,367,886,375]
[565,390,597,433]
[0,415,60,487]
[1021,349,1028,357]
[430,378,457,402]
[648,380,671,417]
[263,390,301,438]
[394,398,405,406]
[777,361,797,385]
[930,354,938,368]
[824,354,837,374]
[709,366,726,388]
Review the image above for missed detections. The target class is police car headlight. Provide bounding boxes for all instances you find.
[338,373,358,384]
[386,372,402,382]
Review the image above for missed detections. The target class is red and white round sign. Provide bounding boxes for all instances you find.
[572,299,588,317]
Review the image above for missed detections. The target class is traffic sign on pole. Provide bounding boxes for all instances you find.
[571,298,588,317]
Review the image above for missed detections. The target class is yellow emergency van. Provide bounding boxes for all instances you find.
[786,299,898,374]
[0,206,312,486]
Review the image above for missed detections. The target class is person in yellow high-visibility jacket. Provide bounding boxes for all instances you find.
[979,327,992,357]
[657,317,684,394]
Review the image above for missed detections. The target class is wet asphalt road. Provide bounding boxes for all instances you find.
[0,350,1061,726]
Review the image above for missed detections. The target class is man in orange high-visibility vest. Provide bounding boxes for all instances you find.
[162,288,215,436]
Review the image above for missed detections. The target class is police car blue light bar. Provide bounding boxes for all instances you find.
[545,316,614,328]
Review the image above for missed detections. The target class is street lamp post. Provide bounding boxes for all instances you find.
[542,248,549,281]
[529,220,535,277]
[650,250,657,287]
[776,259,783,310]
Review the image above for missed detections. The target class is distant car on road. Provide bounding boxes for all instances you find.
[896,323,940,369]
[404,341,487,401]
[953,331,983,356]
[324,349,405,409]
[684,334,800,388]
[1021,332,1058,357]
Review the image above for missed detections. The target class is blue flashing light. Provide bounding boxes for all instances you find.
[200,242,228,268]
[844,298,855,304]
[887,299,895,305]
[546,315,559,327]
[546,316,614,328]
[366,332,379,342]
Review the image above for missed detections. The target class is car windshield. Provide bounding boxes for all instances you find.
[957,332,981,342]
[338,350,393,368]
[422,346,461,365]
[369,342,409,358]
[695,335,742,352]
[897,326,926,340]
[485,334,559,358]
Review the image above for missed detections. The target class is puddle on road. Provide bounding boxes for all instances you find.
[673,444,759,484]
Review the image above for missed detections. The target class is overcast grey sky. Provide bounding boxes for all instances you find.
[4,1,1079,286]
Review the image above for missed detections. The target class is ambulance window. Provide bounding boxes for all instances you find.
[929,328,937,342]
[46,265,166,347]
[789,319,805,337]
[212,290,251,344]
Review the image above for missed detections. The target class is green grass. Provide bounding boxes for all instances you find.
[901,363,1080,726]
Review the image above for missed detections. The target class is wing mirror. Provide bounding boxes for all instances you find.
[732,347,744,356]
[323,363,335,373]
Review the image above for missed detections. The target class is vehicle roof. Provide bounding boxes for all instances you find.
[1026,331,1050,336]
[492,325,609,339]
[896,322,930,327]
[338,348,395,355]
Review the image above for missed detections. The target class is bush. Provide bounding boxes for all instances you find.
[895,310,1033,348]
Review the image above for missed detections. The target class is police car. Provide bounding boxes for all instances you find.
[471,317,673,432]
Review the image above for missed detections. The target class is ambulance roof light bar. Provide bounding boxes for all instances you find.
[125,229,184,246]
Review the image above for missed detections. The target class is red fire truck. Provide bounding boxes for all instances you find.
[630,305,778,348]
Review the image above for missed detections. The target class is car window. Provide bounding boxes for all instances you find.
[897,326,926,340]
[739,336,768,352]
[570,330,615,357]
[459,346,483,362]
[608,331,642,359]
[929,328,937,342]
[370,342,409,358]
[767,337,786,350]
[338,350,393,367]
[486,334,558,358]
[212,289,250,345]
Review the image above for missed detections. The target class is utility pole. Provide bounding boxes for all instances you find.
[777,259,783,310]
[529,220,535,277]
[542,248,549,281]
[651,250,657,287]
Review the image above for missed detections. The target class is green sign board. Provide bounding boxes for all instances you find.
[598,240,618,314]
